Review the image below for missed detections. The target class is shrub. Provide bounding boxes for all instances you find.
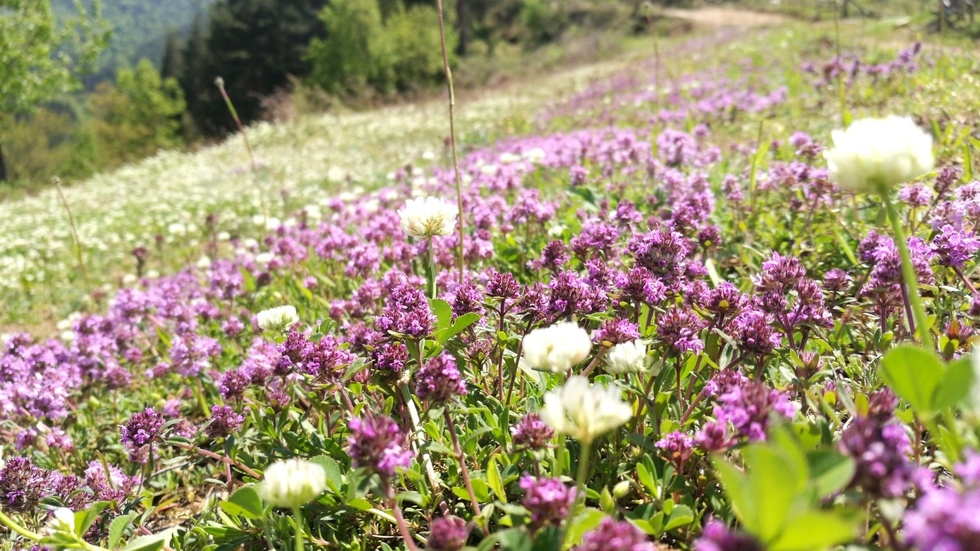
[307,0,455,97]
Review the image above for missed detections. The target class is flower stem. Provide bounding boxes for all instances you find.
[558,440,592,550]
[0,508,40,541]
[293,507,305,551]
[444,410,486,532]
[386,483,421,551]
[434,0,465,286]
[884,197,934,351]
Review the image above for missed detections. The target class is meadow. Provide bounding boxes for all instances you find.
[2,6,980,551]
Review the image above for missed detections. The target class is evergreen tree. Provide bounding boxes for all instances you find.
[182,0,328,137]
[179,13,210,138]
[161,29,183,82]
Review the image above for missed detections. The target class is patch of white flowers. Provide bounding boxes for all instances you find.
[824,115,934,193]
[256,305,299,332]
[604,340,654,375]
[521,321,593,373]
[258,458,327,508]
[397,196,459,238]
[540,376,633,444]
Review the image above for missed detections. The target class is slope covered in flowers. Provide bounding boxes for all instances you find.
[2,12,980,551]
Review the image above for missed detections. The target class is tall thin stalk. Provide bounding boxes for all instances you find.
[54,178,90,293]
[434,0,465,285]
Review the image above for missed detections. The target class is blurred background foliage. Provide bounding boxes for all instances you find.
[1,0,976,196]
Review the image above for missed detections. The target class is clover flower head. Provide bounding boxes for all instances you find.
[398,196,458,238]
[521,321,592,373]
[824,116,934,193]
[256,305,299,332]
[604,340,652,375]
[539,376,632,444]
[258,458,327,508]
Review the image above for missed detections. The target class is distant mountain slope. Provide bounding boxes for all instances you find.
[54,0,217,86]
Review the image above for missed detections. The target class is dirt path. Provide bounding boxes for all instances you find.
[661,6,791,28]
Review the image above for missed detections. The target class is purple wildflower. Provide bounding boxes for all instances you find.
[511,413,555,450]
[348,413,415,480]
[573,517,656,551]
[0,457,49,514]
[206,405,245,438]
[593,318,641,347]
[931,224,980,268]
[709,373,796,441]
[121,407,164,449]
[519,475,577,531]
[655,431,695,469]
[376,284,435,339]
[657,307,706,355]
[415,353,467,404]
[695,519,763,551]
[84,461,140,504]
[426,516,470,551]
[839,414,916,498]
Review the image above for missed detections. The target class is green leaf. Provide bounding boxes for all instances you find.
[219,485,264,519]
[933,357,975,411]
[635,460,658,496]
[770,511,856,551]
[430,298,453,333]
[663,504,694,531]
[310,455,343,494]
[108,513,138,550]
[563,508,606,546]
[121,527,178,551]
[711,458,755,533]
[487,455,507,503]
[531,526,561,551]
[439,312,481,343]
[806,450,855,499]
[496,527,532,551]
[74,501,108,537]
[879,345,944,416]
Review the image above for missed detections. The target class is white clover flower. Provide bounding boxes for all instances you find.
[539,376,633,444]
[258,458,327,508]
[397,196,458,238]
[604,340,651,375]
[521,321,592,373]
[45,507,75,536]
[257,305,299,332]
[824,116,934,193]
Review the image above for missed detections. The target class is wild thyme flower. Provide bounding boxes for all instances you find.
[510,413,554,450]
[519,475,576,531]
[415,353,467,404]
[839,415,916,498]
[708,373,796,441]
[931,224,980,268]
[592,318,641,347]
[120,407,165,450]
[206,405,245,438]
[426,516,470,551]
[656,307,706,355]
[573,517,657,551]
[694,520,763,551]
[347,413,414,480]
[376,283,435,339]
[0,456,49,514]
[655,431,695,470]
